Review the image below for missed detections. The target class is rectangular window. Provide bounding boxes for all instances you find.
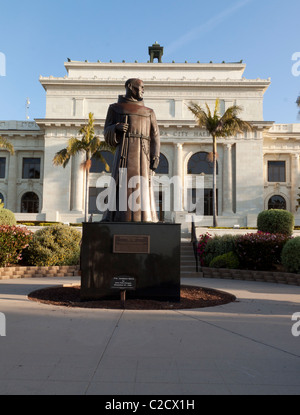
[154,185,165,222]
[22,158,41,179]
[268,161,286,182]
[188,188,218,216]
[0,158,6,179]
[89,187,108,214]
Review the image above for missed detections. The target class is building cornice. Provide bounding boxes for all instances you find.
[35,117,274,130]
[39,77,271,91]
[64,61,247,70]
[0,120,41,132]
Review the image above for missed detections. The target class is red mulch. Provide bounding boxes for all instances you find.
[28,285,236,310]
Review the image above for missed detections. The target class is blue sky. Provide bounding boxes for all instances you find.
[0,0,299,124]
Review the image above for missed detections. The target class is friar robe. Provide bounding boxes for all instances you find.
[102,95,160,222]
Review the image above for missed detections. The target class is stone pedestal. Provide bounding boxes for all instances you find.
[80,222,181,301]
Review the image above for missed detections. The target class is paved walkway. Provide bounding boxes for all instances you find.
[0,276,299,395]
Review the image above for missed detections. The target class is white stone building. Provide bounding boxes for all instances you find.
[0,45,299,230]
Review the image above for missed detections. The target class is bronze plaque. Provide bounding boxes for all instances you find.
[113,235,150,254]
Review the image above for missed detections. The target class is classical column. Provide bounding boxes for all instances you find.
[173,143,183,212]
[222,143,233,214]
[71,153,84,212]
[6,151,18,212]
[291,153,300,213]
[175,143,183,178]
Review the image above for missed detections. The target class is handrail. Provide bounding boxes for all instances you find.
[191,216,199,272]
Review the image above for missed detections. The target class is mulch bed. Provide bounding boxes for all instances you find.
[28,285,236,310]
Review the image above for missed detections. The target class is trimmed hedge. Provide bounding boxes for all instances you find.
[281,237,300,274]
[0,208,16,226]
[257,209,294,236]
[23,224,81,266]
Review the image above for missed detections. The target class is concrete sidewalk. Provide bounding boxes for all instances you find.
[0,276,299,395]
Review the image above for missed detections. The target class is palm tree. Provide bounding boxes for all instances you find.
[297,95,300,116]
[187,99,252,227]
[53,112,114,222]
[0,136,14,154]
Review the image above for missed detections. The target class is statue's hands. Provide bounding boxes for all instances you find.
[150,156,160,171]
[115,123,129,133]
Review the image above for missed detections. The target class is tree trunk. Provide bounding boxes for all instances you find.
[84,155,90,222]
[84,169,89,222]
[212,136,218,227]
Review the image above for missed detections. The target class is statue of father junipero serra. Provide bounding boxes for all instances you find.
[101,78,160,222]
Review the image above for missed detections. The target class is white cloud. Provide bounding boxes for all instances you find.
[165,0,254,56]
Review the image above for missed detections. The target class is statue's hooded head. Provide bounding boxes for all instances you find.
[125,78,144,101]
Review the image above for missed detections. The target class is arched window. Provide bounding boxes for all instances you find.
[155,153,169,175]
[187,152,218,175]
[0,192,4,206]
[90,151,114,173]
[21,192,39,213]
[268,195,286,210]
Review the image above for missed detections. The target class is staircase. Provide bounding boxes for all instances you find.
[180,240,203,278]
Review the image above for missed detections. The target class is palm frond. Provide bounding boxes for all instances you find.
[221,105,243,121]
[99,141,116,154]
[205,103,212,119]
[89,136,101,155]
[79,112,96,143]
[53,148,71,168]
[93,150,110,172]
[67,137,85,156]
[187,102,209,128]
[217,105,252,137]
[0,136,15,155]
[213,99,220,118]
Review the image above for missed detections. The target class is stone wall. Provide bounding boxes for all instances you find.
[0,265,80,280]
[202,267,300,286]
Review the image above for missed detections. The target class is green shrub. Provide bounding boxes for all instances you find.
[257,209,294,236]
[203,234,239,266]
[281,237,300,273]
[235,232,291,271]
[23,224,81,266]
[0,208,16,226]
[209,251,239,269]
[0,225,33,267]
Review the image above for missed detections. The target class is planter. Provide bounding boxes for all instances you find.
[202,267,300,286]
[0,265,80,280]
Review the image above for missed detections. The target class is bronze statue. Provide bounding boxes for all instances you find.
[102,78,160,222]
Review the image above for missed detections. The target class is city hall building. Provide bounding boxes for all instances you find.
[0,44,299,231]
